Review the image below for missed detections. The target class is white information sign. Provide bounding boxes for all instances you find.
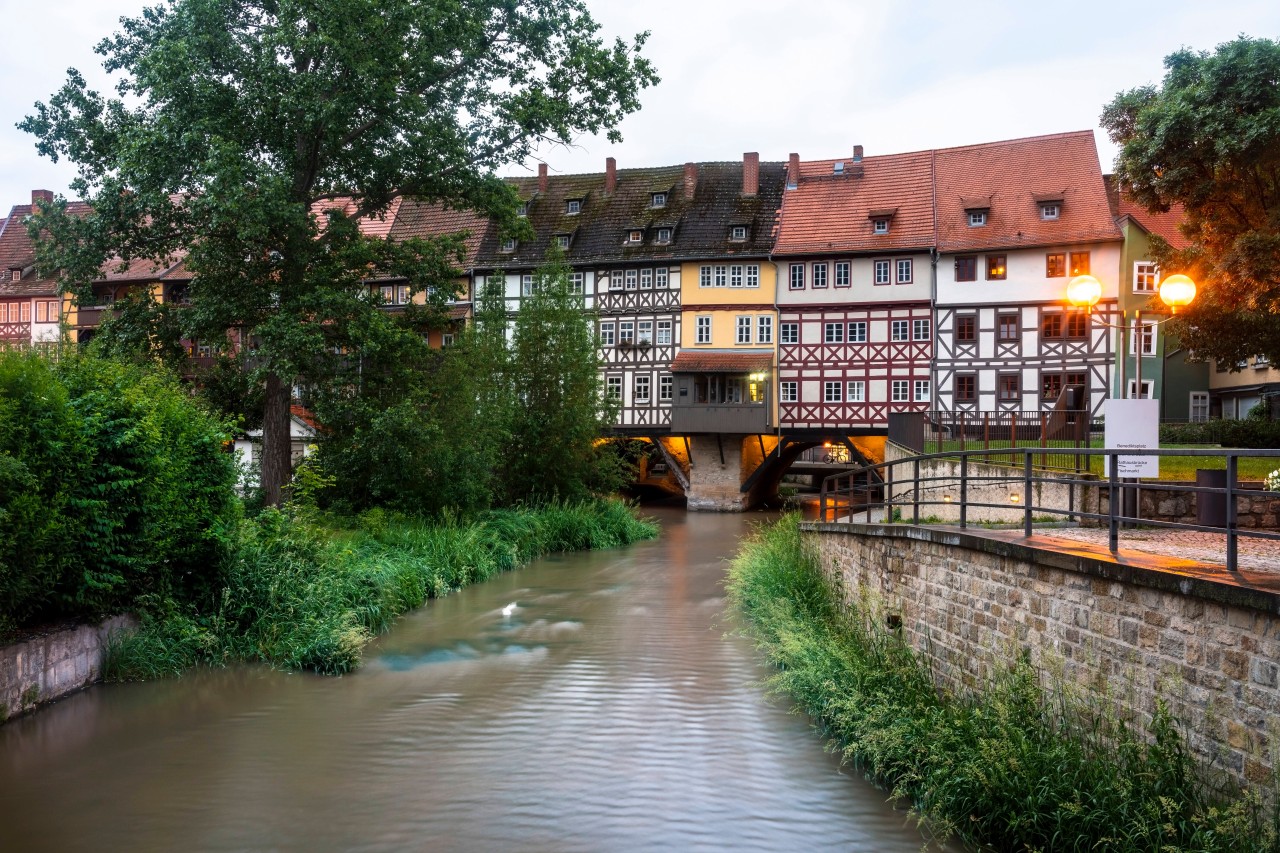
[1104,398,1160,477]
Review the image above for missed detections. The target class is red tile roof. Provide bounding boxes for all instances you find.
[290,404,321,431]
[775,150,935,255]
[0,204,62,297]
[309,196,404,240]
[389,200,490,267]
[1115,191,1191,250]
[934,131,1120,252]
[671,351,774,372]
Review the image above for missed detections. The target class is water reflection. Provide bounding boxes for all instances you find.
[0,507,954,852]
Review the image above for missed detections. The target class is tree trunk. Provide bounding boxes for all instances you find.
[261,371,294,507]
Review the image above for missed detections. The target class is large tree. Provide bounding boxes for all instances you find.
[21,0,656,505]
[1102,36,1280,366]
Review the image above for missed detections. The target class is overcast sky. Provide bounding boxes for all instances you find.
[1,0,1277,207]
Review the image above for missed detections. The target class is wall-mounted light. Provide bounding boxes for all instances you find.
[943,495,953,504]
[1009,493,1021,504]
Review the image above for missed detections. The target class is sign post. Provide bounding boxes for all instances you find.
[1104,398,1160,477]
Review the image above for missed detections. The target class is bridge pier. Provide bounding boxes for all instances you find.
[676,433,779,512]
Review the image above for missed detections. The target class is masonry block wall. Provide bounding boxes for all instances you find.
[803,523,1279,791]
[0,616,135,723]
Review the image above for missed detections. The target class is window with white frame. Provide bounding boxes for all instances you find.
[824,322,845,344]
[696,316,712,344]
[896,259,913,284]
[700,266,712,287]
[656,227,672,244]
[780,322,799,344]
[968,210,987,227]
[835,261,850,287]
[730,265,744,288]
[914,380,931,402]
[606,376,622,399]
[634,374,651,403]
[874,259,891,285]
[651,192,667,208]
[556,235,571,250]
[656,320,673,345]
[790,264,805,290]
[566,199,582,215]
[780,381,798,403]
[517,201,529,217]
[1127,379,1154,399]
[625,269,638,290]
[891,319,909,341]
[521,274,535,296]
[619,321,634,343]
[746,265,759,287]
[873,219,889,234]
[848,380,865,402]
[1190,391,1209,422]
[913,318,930,341]
[660,374,673,401]
[501,238,516,252]
[610,270,623,291]
[1040,203,1060,220]
[566,272,584,294]
[638,320,653,344]
[1130,320,1157,356]
[656,268,669,287]
[1134,262,1157,293]
[640,269,652,289]
[736,316,752,344]
[380,284,396,303]
[626,229,643,245]
[730,225,747,241]
[849,321,868,343]
[441,333,455,347]
[714,265,728,287]
[891,380,910,402]
[757,316,773,344]
[812,263,828,288]
[824,381,843,403]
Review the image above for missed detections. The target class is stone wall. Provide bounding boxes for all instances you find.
[803,522,1279,791]
[1101,483,1280,529]
[0,616,135,723]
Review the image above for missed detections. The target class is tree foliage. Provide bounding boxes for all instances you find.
[20,0,657,504]
[1102,36,1280,365]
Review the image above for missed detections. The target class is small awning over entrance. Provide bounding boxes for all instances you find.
[671,351,773,373]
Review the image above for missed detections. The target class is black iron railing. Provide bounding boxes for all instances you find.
[889,410,1102,472]
[818,447,1280,574]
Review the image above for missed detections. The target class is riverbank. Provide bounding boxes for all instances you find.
[106,500,657,679]
[726,514,1278,852]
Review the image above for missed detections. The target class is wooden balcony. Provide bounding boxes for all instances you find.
[669,401,769,434]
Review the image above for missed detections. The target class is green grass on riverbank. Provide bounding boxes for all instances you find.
[726,515,1278,852]
[930,440,1278,481]
[105,500,657,679]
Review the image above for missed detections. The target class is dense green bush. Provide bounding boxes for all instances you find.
[1161,408,1280,448]
[727,515,1278,852]
[0,350,238,635]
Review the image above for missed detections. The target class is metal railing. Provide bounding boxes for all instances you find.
[818,446,1280,574]
[891,410,1102,472]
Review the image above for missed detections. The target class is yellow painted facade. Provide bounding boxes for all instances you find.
[677,260,778,349]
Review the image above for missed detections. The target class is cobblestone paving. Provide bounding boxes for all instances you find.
[1034,526,1280,574]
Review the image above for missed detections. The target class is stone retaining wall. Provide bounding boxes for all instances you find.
[0,616,135,724]
[803,522,1279,791]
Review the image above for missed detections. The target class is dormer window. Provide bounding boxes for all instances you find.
[555,234,571,250]
[651,192,666,208]
[656,227,673,244]
[968,210,988,227]
[1040,203,1060,220]
[517,201,529,217]
[500,238,516,253]
[566,199,582,215]
[626,229,644,244]
[873,219,889,235]
[9,269,19,282]
[730,225,748,241]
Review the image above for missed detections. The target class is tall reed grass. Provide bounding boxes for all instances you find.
[106,499,656,679]
[726,514,1279,852]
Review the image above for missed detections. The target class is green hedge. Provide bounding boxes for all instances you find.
[1161,417,1280,448]
[0,350,238,635]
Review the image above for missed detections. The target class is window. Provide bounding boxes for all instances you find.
[848,381,865,402]
[1065,312,1088,338]
[655,268,669,288]
[656,228,672,244]
[834,261,850,287]
[1127,379,1154,399]
[757,316,773,344]
[566,199,582,215]
[640,269,652,289]
[998,373,1020,401]
[1042,314,1062,338]
[955,314,976,343]
[1046,253,1066,278]
[891,319,909,341]
[986,255,1006,281]
[656,320,673,345]
[955,374,976,402]
[896,259,912,284]
[1069,251,1090,276]
[700,266,712,288]
[638,321,653,344]
[790,264,805,290]
[35,300,57,323]
[873,219,889,234]
[619,321,634,343]
[501,238,516,252]
[914,380,930,402]
[730,265,744,288]
[606,376,622,399]
[912,318,930,341]
[610,270,623,291]
[824,322,845,344]
[891,380,909,402]
[521,274,535,296]
[1041,371,1085,403]
[849,321,868,343]
[1257,355,1270,368]
[780,322,799,345]
[380,284,396,303]
[730,225,748,241]
[556,235,571,250]
[874,259,891,285]
[1041,203,1060,220]
[998,313,1019,342]
[625,269,638,290]
[441,333,455,347]
[696,316,712,344]
[626,229,643,244]
[955,256,977,282]
[1190,391,1210,422]
[968,210,987,227]
[1130,320,1156,356]
[569,272,584,294]
[398,285,410,304]
[824,381,843,403]
[746,265,759,287]
[517,201,529,217]
[660,375,673,402]
[812,263,828,288]
[780,381,798,403]
[634,374,651,404]
[1134,262,1157,293]
[737,316,752,344]
[651,192,667,208]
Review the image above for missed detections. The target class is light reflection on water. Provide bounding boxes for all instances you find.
[0,506,957,852]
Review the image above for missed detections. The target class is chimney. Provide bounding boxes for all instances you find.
[538,163,548,194]
[605,157,617,194]
[742,152,759,196]
[31,189,53,208]
[787,153,800,190]
[683,162,698,199]
[853,145,864,163]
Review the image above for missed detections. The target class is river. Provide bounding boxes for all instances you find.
[0,507,951,851]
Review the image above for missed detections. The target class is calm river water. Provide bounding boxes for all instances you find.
[0,507,952,852]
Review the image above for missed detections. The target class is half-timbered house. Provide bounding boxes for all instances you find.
[0,191,68,347]
[933,132,1123,415]
[773,147,935,431]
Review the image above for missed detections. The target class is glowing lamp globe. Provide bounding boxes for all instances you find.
[1066,274,1103,309]
[1158,274,1196,313]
